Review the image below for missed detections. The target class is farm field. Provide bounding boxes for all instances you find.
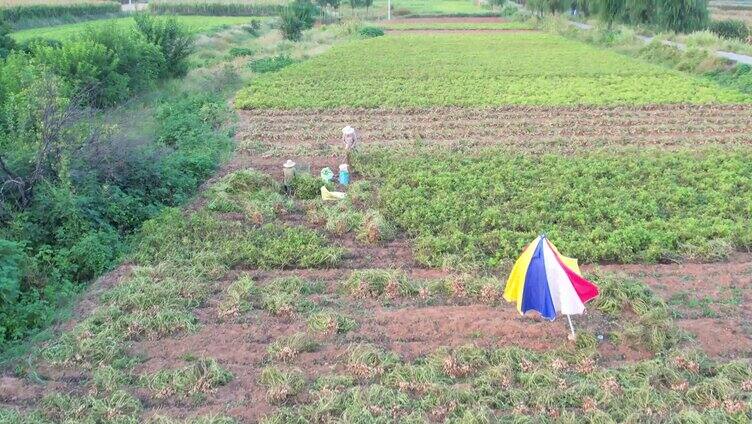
[2,17,752,424]
[381,21,534,30]
[369,0,493,16]
[10,15,261,41]
[235,33,752,108]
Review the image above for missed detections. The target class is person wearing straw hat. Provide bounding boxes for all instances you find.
[342,126,358,166]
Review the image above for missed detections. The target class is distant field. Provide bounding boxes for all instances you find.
[381,21,534,29]
[236,33,751,108]
[1,0,111,5]
[11,15,261,42]
[383,0,492,15]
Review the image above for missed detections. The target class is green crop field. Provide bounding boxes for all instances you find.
[376,0,492,15]
[235,33,751,108]
[381,21,534,29]
[11,15,261,42]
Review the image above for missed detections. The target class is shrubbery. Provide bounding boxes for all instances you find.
[0,16,236,350]
[249,54,296,73]
[280,0,317,41]
[134,14,195,77]
[358,26,384,38]
[709,19,749,40]
[0,19,15,58]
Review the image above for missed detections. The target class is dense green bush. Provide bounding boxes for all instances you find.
[358,26,384,38]
[709,19,749,40]
[280,0,317,41]
[134,13,195,77]
[0,240,23,311]
[149,1,283,17]
[249,54,296,73]
[229,46,254,57]
[83,26,167,94]
[0,2,120,27]
[32,39,128,106]
[0,18,15,58]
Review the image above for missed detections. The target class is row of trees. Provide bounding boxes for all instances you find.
[523,0,709,33]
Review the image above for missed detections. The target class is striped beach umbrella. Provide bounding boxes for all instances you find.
[503,235,599,335]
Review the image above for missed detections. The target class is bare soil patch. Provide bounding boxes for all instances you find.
[588,254,752,359]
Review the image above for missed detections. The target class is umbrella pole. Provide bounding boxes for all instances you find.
[566,314,576,340]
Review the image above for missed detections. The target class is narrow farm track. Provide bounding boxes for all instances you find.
[237,105,752,155]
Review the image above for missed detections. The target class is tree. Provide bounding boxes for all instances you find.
[280,0,317,41]
[593,0,626,28]
[0,73,94,211]
[489,0,507,11]
[0,17,17,59]
[363,0,373,14]
[625,0,655,24]
[349,0,363,12]
[133,14,195,77]
[655,0,708,32]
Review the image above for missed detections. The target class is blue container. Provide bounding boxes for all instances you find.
[339,170,350,186]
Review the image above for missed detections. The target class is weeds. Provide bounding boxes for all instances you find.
[307,310,358,334]
[142,358,233,399]
[206,170,291,224]
[219,275,259,317]
[259,366,306,403]
[268,332,319,362]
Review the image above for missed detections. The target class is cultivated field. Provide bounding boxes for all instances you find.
[2,17,752,424]
[10,15,263,41]
[235,33,752,108]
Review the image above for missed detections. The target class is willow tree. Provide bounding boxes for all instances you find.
[655,0,709,32]
[593,0,626,28]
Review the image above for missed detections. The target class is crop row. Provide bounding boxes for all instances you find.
[235,33,751,108]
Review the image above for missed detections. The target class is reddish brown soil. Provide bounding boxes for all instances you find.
[237,105,752,157]
[587,254,752,359]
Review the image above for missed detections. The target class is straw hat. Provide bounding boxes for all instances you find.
[283,160,296,168]
[342,126,355,135]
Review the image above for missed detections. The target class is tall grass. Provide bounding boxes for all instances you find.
[0,1,121,28]
[149,0,286,16]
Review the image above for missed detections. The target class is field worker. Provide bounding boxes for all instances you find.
[342,126,358,151]
[342,125,358,167]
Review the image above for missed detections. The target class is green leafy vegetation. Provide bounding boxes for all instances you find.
[236,33,750,108]
[279,0,317,41]
[249,54,297,73]
[355,147,752,267]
